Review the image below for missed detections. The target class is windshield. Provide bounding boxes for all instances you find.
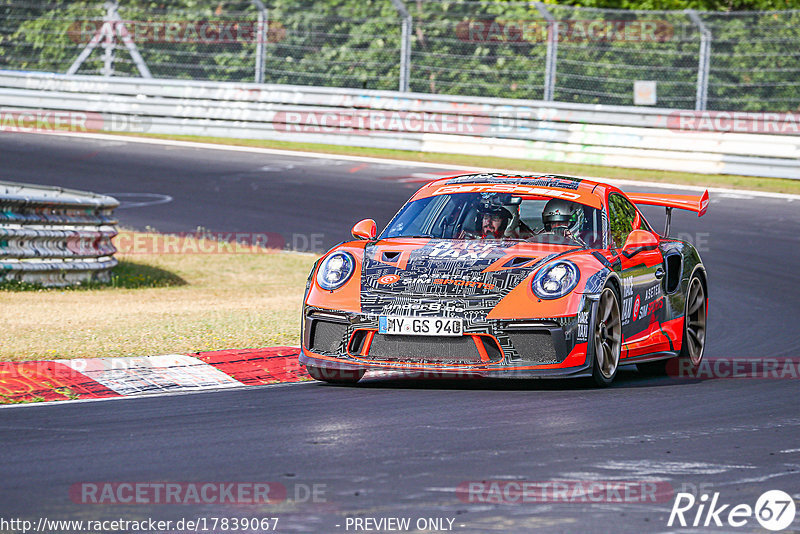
[380,192,603,248]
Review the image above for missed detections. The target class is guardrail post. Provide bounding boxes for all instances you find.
[389,0,412,92]
[535,2,557,102]
[686,10,711,111]
[252,0,268,83]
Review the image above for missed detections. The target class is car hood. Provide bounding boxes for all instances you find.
[361,238,580,301]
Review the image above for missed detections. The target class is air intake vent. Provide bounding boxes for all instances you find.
[665,254,682,294]
[479,336,503,361]
[382,251,402,262]
[368,335,483,363]
[348,330,369,355]
[503,256,536,268]
[309,320,348,354]
[507,331,558,364]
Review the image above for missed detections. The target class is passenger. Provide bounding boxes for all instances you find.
[478,205,512,238]
[458,204,513,239]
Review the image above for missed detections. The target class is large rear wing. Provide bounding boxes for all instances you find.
[626,190,709,216]
[626,190,709,236]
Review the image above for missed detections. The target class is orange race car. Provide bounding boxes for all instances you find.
[300,174,709,387]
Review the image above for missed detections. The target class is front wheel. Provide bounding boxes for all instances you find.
[591,286,622,387]
[306,364,365,385]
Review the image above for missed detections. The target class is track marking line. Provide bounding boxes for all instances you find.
[348,163,369,173]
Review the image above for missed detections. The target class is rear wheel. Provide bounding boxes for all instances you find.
[680,275,707,368]
[306,364,365,385]
[591,286,622,387]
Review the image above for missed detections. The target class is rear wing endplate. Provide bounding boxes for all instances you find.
[626,190,709,236]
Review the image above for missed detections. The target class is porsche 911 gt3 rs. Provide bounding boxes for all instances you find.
[299,173,709,387]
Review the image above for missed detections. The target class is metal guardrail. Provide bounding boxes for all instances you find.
[0,180,118,287]
[0,70,798,179]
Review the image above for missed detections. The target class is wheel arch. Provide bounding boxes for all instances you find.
[588,274,623,386]
[603,271,623,302]
[586,270,623,357]
[691,263,708,299]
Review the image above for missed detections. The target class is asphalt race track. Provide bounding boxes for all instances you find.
[1,132,799,533]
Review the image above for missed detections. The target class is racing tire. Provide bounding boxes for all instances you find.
[306,364,365,385]
[638,274,706,377]
[677,275,707,370]
[590,286,622,387]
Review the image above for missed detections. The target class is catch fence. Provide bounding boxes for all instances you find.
[1,1,798,111]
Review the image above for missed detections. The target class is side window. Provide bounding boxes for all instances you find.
[607,193,639,248]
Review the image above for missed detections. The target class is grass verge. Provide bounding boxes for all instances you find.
[0,231,315,361]
[121,132,800,195]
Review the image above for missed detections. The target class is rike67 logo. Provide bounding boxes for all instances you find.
[669,490,796,531]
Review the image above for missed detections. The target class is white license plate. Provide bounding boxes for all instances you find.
[379,316,463,336]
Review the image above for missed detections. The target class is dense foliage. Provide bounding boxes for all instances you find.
[1,0,798,110]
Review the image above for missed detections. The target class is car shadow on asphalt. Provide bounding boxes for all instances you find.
[318,366,708,391]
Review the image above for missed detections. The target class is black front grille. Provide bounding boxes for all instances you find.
[309,320,348,354]
[507,331,558,364]
[368,335,483,363]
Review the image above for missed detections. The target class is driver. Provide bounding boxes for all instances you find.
[540,198,584,244]
[478,204,513,239]
[542,198,576,231]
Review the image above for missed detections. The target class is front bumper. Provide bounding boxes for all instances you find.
[300,306,594,379]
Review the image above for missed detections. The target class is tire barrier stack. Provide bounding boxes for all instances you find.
[0,181,118,287]
[1,70,799,179]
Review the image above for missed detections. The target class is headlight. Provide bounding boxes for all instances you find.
[316,252,355,291]
[532,260,580,300]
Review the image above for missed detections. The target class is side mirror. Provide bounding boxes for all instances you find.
[351,218,377,240]
[623,229,658,253]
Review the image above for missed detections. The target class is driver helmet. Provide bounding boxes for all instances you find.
[542,198,579,230]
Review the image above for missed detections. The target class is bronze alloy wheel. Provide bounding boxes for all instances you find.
[681,276,707,367]
[638,274,707,377]
[592,287,622,387]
